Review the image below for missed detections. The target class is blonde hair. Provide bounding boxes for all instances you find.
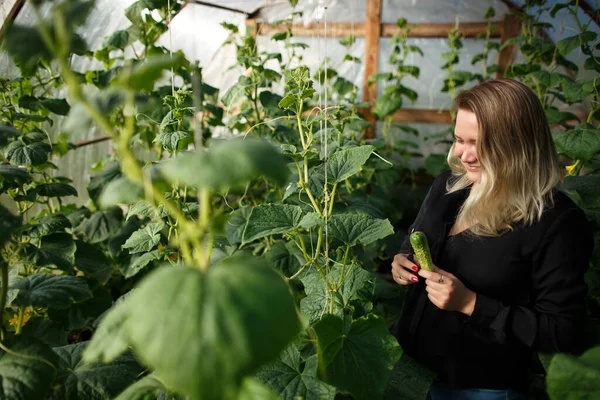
[447,79,564,236]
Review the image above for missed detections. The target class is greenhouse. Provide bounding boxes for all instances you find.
[0,0,598,399]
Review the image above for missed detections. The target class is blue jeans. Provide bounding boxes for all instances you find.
[426,381,526,400]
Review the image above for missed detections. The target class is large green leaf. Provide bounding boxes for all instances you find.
[241,205,304,245]
[122,221,164,254]
[30,233,77,272]
[0,164,32,184]
[0,205,21,247]
[161,139,290,191]
[87,163,122,205]
[0,125,20,147]
[75,241,114,284]
[561,175,600,209]
[30,213,72,238]
[546,345,600,399]
[98,176,143,208]
[0,336,58,399]
[266,241,305,278]
[328,214,394,246]
[314,314,402,400]
[5,135,51,166]
[554,125,600,162]
[560,78,586,104]
[114,374,184,400]
[226,207,252,245]
[373,88,402,119]
[556,31,598,56]
[21,317,67,348]
[12,274,92,309]
[49,342,143,400]
[84,257,302,400]
[36,183,78,198]
[123,250,160,279]
[115,53,184,91]
[384,354,435,400]
[47,286,113,331]
[78,207,124,244]
[256,345,336,400]
[238,378,280,400]
[327,145,375,184]
[154,130,192,153]
[300,265,374,323]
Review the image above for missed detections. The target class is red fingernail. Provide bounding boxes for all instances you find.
[411,276,419,283]
[411,265,419,272]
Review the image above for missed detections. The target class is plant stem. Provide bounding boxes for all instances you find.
[15,306,25,335]
[0,261,8,337]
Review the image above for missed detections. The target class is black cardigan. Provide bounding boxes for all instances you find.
[391,171,593,393]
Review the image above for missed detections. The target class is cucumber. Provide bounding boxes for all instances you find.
[409,231,435,272]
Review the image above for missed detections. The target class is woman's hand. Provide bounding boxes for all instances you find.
[391,253,421,286]
[418,266,477,316]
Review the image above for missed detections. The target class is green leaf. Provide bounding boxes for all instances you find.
[51,342,143,400]
[425,153,449,176]
[528,71,562,88]
[259,91,283,110]
[256,346,336,400]
[115,53,184,91]
[75,241,114,284]
[21,317,67,348]
[154,131,192,152]
[30,213,72,238]
[13,274,92,309]
[241,205,304,245]
[35,182,78,198]
[314,314,402,400]
[123,250,160,279]
[556,31,598,56]
[40,98,70,115]
[560,78,586,104]
[5,135,51,166]
[545,107,579,125]
[561,175,600,208]
[161,139,291,191]
[384,353,435,400]
[105,29,130,50]
[0,206,21,248]
[87,163,122,205]
[328,214,394,246]
[98,176,143,208]
[300,266,374,323]
[226,207,252,245]
[333,77,355,97]
[222,82,245,108]
[546,345,600,399]
[123,221,164,254]
[0,125,20,147]
[126,200,168,221]
[78,207,124,244]
[372,89,402,119]
[114,374,182,400]
[278,93,297,110]
[84,257,302,400]
[30,233,76,272]
[0,336,58,399]
[238,378,280,400]
[554,125,600,161]
[505,63,541,78]
[266,241,305,278]
[327,145,375,184]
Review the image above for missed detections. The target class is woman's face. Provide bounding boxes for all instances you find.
[454,109,481,183]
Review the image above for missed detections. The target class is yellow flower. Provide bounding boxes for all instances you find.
[8,309,32,328]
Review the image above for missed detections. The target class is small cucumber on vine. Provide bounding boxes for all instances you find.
[409,231,435,272]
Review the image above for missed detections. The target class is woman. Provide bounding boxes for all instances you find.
[390,79,593,400]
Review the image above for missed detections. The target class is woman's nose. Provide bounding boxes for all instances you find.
[461,149,477,162]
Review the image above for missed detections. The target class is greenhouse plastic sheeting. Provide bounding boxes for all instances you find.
[381,0,509,24]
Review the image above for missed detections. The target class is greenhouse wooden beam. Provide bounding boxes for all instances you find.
[250,21,501,38]
[0,0,25,43]
[393,109,453,124]
[496,14,520,78]
[381,22,501,38]
[363,0,381,139]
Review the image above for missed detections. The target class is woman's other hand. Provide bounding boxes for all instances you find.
[418,266,477,316]
[391,253,421,286]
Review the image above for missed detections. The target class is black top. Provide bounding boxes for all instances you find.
[391,171,593,394]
